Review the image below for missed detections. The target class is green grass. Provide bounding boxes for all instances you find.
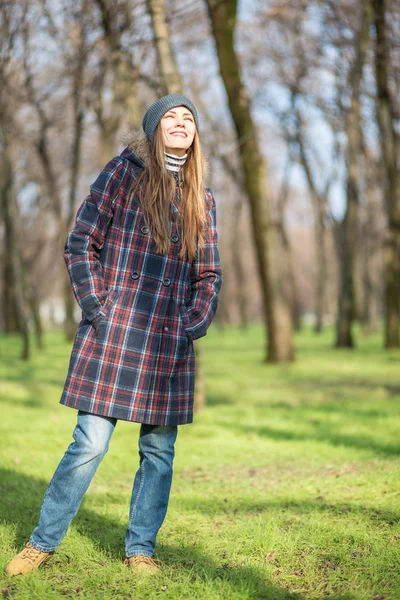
[1,325,400,599]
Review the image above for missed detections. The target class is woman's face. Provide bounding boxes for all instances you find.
[160,105,196,157]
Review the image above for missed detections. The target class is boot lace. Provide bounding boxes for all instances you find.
[21,543,46,563]
[125,555,161,567]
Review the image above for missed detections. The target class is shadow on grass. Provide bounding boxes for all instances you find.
[175,495,400,526]
[253,401,395,420]
[0,356,64,409]
[283,377,400,399]
[205,391,235,407]
[0,468,304,600]
[217,420,400,458]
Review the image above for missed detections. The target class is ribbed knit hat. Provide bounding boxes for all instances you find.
[142,94,200,142]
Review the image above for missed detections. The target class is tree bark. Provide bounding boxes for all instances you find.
[372,0,400,348]
[276,158,301,331]
[64,10,88,341]
[94,0,142,151]
[22,27,66,347]
[147,0,183,95]
[335,1,371,348]
[206,0,294,362]
[26,287,44,350]
[2,253,19,333]
[232,194,250,329]
[0,117,30,359]
[292,98,328,333]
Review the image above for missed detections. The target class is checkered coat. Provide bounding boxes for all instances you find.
[59,132,223,425]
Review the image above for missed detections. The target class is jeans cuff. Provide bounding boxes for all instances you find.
[29,537,58,553]
[126,550,153,558]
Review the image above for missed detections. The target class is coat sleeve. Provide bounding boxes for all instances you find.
[185,189,223,341]
[63,156,123,325]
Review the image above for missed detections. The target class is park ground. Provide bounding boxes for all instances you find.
[0,325,399,599]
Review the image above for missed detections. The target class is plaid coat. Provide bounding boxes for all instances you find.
[59,133,223,425]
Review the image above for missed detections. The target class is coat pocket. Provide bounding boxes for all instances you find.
[92,288,121,338]
[179,303,193,344]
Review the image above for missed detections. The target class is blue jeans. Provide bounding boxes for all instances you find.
[29,411,178,557]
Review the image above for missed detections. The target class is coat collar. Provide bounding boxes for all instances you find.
[119,128,209,183]
[119,130,180,214]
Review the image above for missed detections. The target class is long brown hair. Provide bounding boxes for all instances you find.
[132,126,208,262]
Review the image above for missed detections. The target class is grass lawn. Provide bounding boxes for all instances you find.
[1,325,400,599]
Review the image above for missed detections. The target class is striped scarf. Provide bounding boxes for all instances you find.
[165,152,187,177]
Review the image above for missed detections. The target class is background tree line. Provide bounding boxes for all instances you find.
[1,0,399,364]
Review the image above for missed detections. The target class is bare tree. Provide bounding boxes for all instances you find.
[372,0,400,348]
[21,1,92,341]
[206,0,294,362]
[0,1,30,358]
[335,0,372,347]
[147,0,183,94]
[93,0,143,164]
[63,1,91,339]
[276,157,302,331]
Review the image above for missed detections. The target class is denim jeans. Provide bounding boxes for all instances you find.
[29,411,178,558]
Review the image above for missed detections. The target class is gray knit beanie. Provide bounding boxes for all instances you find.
[142,94,200,142]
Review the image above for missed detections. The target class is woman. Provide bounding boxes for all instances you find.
[6,94,223,576]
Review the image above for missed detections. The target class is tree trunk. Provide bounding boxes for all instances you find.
[27,287,44,350]
[147,0,183,95]
[277,158,302,331]
[95,0,142,148]
[292,94,327,333]
[2,253,19,333]
[335,1,371,348]
[335,175,359,348]
[314,212,327,333]
[231,195,249,329]
[372,0,400,348]
[206,0,294,362]
[0,120,30,359]
[360,151,380,335]
[22,35,66,347]
[64,14,87,341]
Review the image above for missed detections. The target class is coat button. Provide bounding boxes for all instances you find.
[171,233,179,243]
[141,225,149,234]
[163,277,171,286]
[131,271,140,279]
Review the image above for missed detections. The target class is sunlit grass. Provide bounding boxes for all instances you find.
[1,324,400,599]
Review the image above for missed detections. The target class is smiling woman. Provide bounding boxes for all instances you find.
[160,107,196,156]
[5,93,223,578]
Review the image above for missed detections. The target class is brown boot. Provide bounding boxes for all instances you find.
[124,555,161,575]
[5,542,54,576]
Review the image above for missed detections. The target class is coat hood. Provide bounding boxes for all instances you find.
[119,130,152,169]
[118,129,210,182]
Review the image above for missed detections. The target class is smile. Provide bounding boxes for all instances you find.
[170,132,187,138]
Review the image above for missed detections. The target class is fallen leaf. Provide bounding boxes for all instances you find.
[265,551,276,561]
[290,569,303,577]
